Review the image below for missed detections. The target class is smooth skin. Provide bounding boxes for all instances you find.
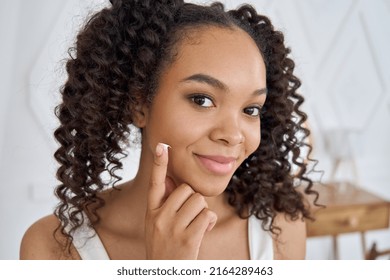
[20,26,306,260]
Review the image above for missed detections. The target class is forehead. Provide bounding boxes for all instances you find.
[162,26,266,88]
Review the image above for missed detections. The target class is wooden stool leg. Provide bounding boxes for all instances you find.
[332,235,339,259]
[360,231,367,258]
[366,242,377,260]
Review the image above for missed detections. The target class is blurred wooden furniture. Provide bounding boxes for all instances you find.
[366,242,390,259]
[305,182,390,259]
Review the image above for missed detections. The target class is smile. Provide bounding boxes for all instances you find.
[194,154,237,175]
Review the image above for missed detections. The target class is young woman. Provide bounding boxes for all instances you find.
[20,0,318,260]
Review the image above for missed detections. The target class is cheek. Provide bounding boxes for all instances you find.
[158,111,199,144]
[246,124,261,155]
[147,103,205,151]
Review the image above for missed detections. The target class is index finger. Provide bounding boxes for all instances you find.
[148,143,170,210]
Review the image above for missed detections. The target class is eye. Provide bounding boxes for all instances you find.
[243,106,262,117]
[190,95,214,108]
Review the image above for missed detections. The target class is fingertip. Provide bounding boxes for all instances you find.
[156,143,164,157]
[156,142,171,157]
[206,212,218,232]
[161,143,171,150]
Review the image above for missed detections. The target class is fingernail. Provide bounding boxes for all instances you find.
[161,143,171,150]
[156,143,171,157]
[207,214,217,232]
[156,143,164,157]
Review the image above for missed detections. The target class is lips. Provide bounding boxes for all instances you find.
[194,154,237,175]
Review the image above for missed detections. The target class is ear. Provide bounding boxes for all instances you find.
[132,103,149,128]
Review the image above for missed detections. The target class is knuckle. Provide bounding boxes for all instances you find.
[152,214,165,232]
[203,208,215,220]
[153,223,163,235]
[180,235,198,249]
[149,179,158,188]
[153,156,163,167]
[181,184,194,194]
[192,193,206,206]
[149,178,161,189]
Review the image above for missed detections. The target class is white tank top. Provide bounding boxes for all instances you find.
[65,214,273,260]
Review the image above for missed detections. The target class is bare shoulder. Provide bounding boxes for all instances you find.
[272,212,307,260]
[20,214,80,260]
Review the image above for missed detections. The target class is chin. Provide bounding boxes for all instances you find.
[189,177,231,197]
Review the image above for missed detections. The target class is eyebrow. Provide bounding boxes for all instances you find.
[180,73,267,96]
[253,88,268,95]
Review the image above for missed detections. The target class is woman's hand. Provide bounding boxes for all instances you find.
[145,143,217,259]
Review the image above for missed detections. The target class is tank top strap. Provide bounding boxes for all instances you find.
[63,211,110,260]
[248,215,274,260]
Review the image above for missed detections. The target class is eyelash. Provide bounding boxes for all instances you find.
[244,106,263,117]
[189,94,215,108]
[189,94,265,118]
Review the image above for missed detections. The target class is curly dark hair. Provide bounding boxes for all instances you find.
[53,0,319,249]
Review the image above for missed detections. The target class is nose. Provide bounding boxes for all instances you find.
[209,113,244,146]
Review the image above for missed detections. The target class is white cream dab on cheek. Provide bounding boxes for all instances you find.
[161,143,171,150]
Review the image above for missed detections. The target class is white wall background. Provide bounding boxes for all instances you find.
[0,0,389,260]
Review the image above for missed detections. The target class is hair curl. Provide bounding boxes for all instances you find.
[54,0,319,249]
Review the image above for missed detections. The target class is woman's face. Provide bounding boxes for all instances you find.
[141,26,267,197]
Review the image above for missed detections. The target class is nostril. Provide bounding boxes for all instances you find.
[212,130,245,146]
